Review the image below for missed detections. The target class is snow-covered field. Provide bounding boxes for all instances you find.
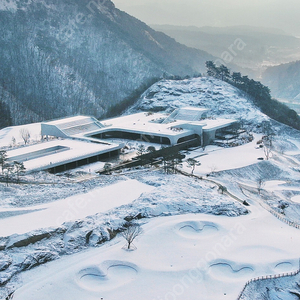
[2,77,300,299]
[181,134,265,175]
[0,179,154,237]
[11,206,300,300]
[2,139,300,299]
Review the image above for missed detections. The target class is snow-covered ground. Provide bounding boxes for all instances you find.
[181,133,265,175]
[12,203,300,300]
[0,122,42,149]
[2,76,300,299]
[0,179,154,236]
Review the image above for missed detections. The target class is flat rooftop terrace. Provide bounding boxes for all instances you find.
[202,119,237,131]
[7,139,122,172]
[101,112,199,136]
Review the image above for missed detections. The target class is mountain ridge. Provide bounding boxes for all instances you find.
[0,0,213,127]
[262,60,300,101]
[151,24,300,76]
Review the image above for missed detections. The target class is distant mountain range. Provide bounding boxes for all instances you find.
[262,60,300,101]
[0,0,214,126]
[151,25,300,77]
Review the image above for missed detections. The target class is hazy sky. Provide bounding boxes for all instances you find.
[113,0,300,36]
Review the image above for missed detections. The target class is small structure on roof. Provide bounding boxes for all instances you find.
[162,107,208,124]
[41,115,105,139]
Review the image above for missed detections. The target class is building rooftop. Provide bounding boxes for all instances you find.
[162,107,208,124]
[42,116,104,137]
[42,115,93,126]
[202,119,237,131]
[7,139,122,172]
[102,112,194,136]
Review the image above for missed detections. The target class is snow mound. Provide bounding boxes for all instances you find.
[0,122,41,149]
[209,261,254,280]
[77,261,138,292]
[127,77,268,126]
[175,221,219,239]
[275,262,293,273]
[218,160,292,181]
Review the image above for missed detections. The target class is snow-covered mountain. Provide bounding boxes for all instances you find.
[127,77,268,127]
[0,0,213,126]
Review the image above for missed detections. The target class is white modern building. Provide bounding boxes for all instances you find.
[41,107,237,147]
[7,107,236,173]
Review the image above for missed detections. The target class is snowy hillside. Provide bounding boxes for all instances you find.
[128,77,268,127]
[0,0,213,126]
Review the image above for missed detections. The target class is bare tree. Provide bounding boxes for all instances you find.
[261,121,274,160]
[209,165,217,176]
[11,136,16,147]
[20,128,31,145]
[121,222,143,250]
[262,135,273,160]
[256,178,265,195]
[278,144,285,155]
[186,158,201,175]
[0,150,7,174]
[13,161,26,183]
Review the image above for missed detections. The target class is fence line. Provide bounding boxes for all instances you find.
[267,208,300,229]
[238,183,300,230]
[257,196,300,229]
[236,266,300,299]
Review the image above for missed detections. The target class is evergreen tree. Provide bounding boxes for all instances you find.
[204,60,300,130]
[13,161,26,183]
[218,65,230,82]
[232,72,242,84]
[137,144,146,156]
[186,158,201,175]
[205,61,218,77]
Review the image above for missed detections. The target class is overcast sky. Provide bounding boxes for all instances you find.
[113,0,300,36]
